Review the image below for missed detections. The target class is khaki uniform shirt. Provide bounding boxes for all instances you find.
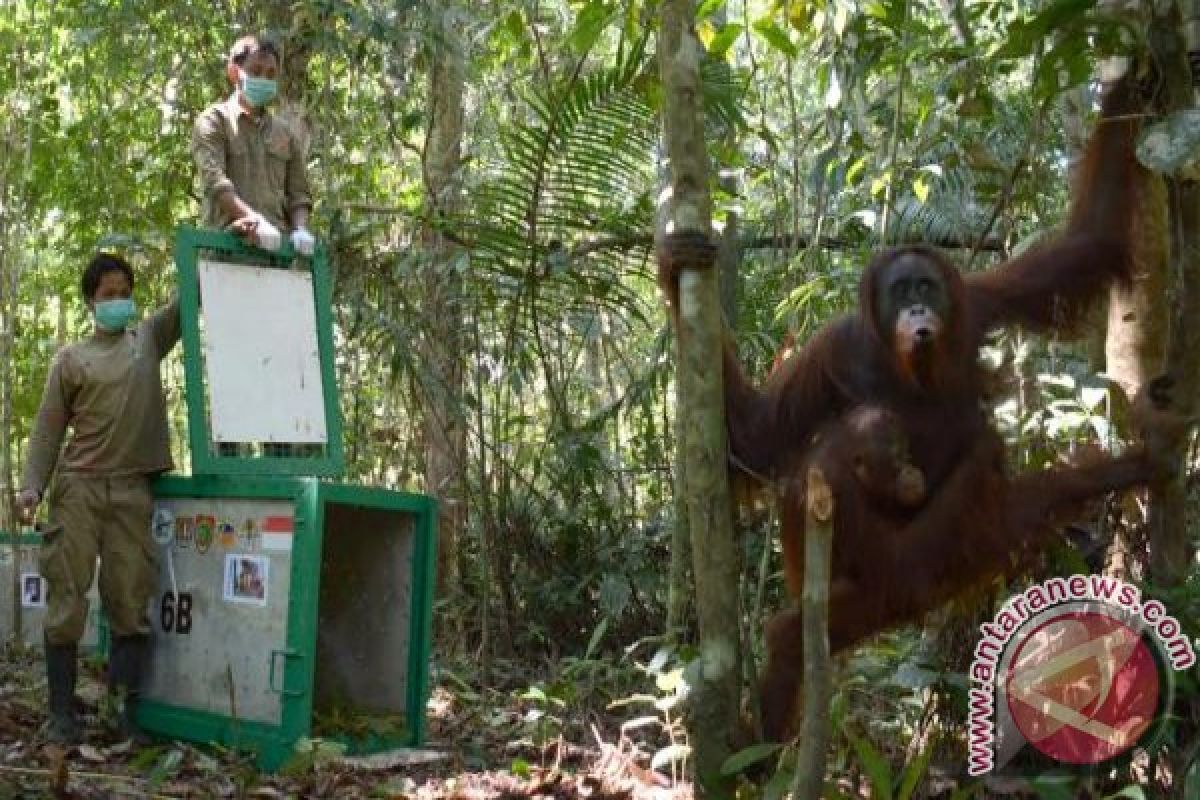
[21,299,182,494]
[191,95,312,232]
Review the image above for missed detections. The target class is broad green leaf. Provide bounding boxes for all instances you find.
[569,0,616,55]
[720,742,782,775]
[752,17,798,58]
[846,730,894,798]
[994,0,1097,60]
[707,24,744,58]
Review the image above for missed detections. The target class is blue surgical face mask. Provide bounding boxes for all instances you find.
[95,298,137,332]
[240,70,277,108]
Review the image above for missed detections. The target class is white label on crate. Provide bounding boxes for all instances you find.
[21,573,46,608]
[223,554,269,606]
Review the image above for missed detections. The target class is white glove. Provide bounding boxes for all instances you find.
[291,227,315,256]
[254,215,282,252]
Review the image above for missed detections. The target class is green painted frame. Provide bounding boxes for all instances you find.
[314,482,438,750]
[139,475,436,771]
[0,530,44,547]
[174,225,345,477]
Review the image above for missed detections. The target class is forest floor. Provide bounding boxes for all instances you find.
[0,644,693,800]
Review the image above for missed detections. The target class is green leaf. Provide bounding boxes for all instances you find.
[897,741,935,800]
[569,0,616,54]
[697,0,727,19]
[752,17,798,58]
[765,765,795,800]
[707,23,743,58]
[846,729,894,798]
[994,0,1097,60]
[510,757,532,778]
[1100,788,1146,800]
[583,616,609,660]
[1029,776,1077,800]
[720,742,782,775]
[913,176,929,204]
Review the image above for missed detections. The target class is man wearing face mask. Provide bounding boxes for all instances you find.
[192,34,315,255]
[17,253,180,745]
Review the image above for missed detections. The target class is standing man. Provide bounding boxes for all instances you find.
[192,34,315,255]
[17,253,181,745]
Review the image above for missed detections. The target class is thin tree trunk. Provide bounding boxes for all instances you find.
[792,467,834,800]
[658,2,740,795]
[0,32,38,643]
[419,2,469,624]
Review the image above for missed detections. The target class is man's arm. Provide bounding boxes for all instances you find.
[192,109,257,229]
[146,295,181,356]
[21,353,75,499]
[284,129,313,232]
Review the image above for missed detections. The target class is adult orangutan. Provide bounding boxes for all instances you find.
[658,70,1184,740]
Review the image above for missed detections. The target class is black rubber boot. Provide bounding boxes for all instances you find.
[107,635,150,743]
[44,641,80,745]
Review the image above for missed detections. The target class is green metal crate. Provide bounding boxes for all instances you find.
[139,475,437,770]
[0,530,109,653]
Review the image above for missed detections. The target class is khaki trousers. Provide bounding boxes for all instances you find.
[39,473,157,646]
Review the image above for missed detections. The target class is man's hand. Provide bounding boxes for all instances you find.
[16,489,40,525]
[230,215,259,239]
[291,228,315,256]
[230,214,282,251]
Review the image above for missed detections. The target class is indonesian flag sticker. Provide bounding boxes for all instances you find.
[262,515,294,551]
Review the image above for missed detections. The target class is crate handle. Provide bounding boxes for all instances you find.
[268,648,303,697]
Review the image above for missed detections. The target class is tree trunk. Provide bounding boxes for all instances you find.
[0,37,38,642]
[658,3,741,795]
[419,2,469,614]
[1146,10,1200,590]
[1102,63,1168,579]
[792,467,834,799]
[264,6,314,154]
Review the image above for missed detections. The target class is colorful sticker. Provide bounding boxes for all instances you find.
[152,508,175,546]
[240,518,261,551]
[195,515,215,554]
[223,554,268,606]
[218,520,237,550]
[175,516,195,550]
[21,573,45,608]
[261,515,294,552]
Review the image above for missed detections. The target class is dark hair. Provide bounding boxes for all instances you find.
[229,35,281,67]
[81,253,134,301]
